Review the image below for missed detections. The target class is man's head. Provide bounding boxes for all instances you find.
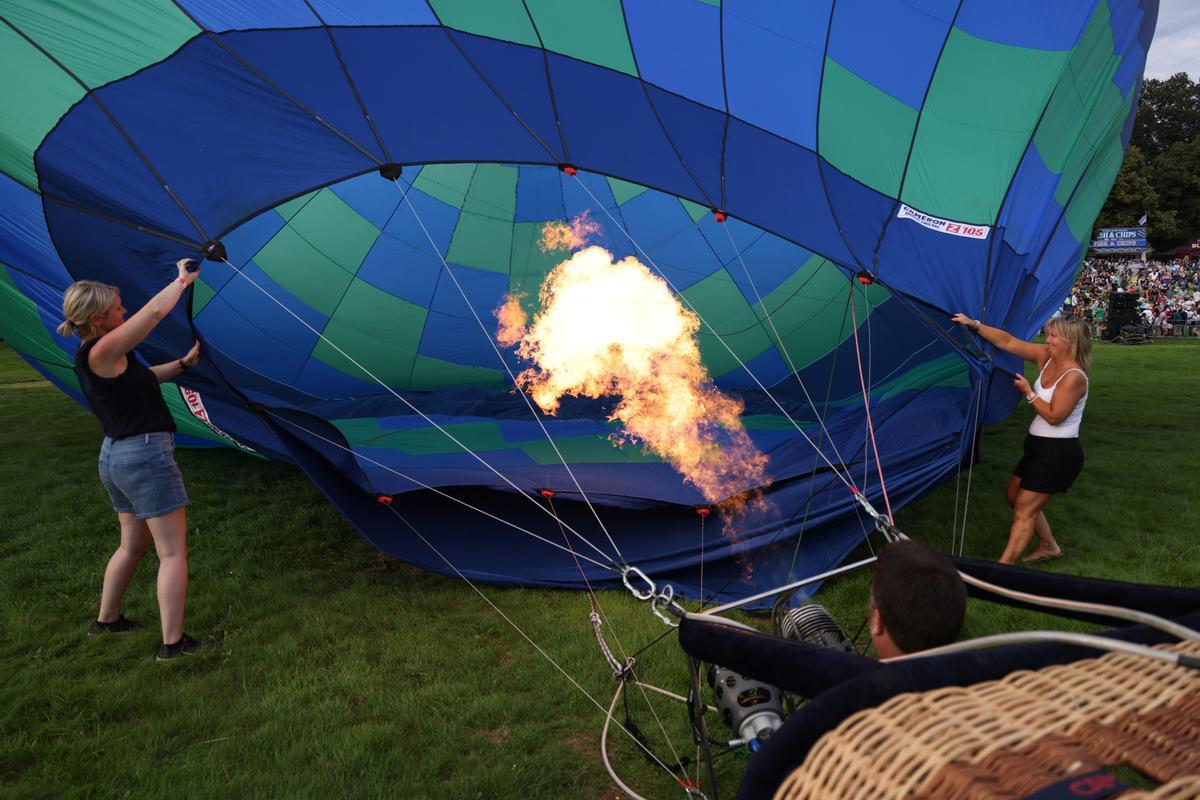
[868,540,966,659]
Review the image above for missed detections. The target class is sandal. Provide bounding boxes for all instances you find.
[1022,550,1063,564]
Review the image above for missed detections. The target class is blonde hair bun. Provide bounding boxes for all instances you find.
[59,280,119,340]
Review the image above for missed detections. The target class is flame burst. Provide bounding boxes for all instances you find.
[495,292,527,348]
[539,210,601,252]
[496,239,770,508]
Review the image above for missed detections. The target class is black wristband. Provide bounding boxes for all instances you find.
[178,358,190,371]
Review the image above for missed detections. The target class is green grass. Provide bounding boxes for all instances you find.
[1,339,1198,799]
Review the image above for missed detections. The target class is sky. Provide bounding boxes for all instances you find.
[1143,0,1199,80]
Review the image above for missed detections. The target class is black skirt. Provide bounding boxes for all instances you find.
[1013,434,1084,494]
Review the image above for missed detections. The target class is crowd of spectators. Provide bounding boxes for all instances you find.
[1061,255,1200,337]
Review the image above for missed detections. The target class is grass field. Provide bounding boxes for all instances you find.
[2,339,1198,799]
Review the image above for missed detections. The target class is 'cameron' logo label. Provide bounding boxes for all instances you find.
[896,204,990,239]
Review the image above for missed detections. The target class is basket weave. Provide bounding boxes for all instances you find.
[774,640,1200,799]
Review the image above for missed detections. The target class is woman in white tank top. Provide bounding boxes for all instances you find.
[951,314,1093,565]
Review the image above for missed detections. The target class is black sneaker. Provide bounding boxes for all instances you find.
[156,633,200,661]
[89,615,145,635]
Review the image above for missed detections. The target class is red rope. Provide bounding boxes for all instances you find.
[848,284,894,525]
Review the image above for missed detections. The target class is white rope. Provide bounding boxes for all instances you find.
[958,379,984,556]
[262,372,692,781]
[951,443,964,555]
[391,178,628,568]
[860,287,878,557]
[538,500,690,777]
[263,410,617,573]
[717,221,857,482]
[710,219,883,578]
[870,339,940,388]
[391,173,700,771]
[384,503,693,797]
[890,630,1196,668]
[959,571,1200,643]
[601,683,655,800]
[862,289,873,495]
[220,256,620,568]
[717,220,879,553]
[693,556,878,617]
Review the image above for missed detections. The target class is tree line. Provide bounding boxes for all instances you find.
[1095,72,1200,251]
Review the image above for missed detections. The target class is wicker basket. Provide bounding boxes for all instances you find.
[775,641,1200,799]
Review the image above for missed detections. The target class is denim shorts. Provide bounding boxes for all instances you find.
[98,432,188,519]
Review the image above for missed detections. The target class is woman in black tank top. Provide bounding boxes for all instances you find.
[952,313,1092,566]
[59,258,204,660]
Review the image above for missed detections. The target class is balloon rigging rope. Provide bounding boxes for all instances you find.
[601,683,662,800]
[951,442,964,554]
[874,339,941,386]
[950,379,982,556]
[857,287,878,558]
[567,174,865,501]
[863,291,873,498]
[780,301,868,586]
[958,379,984,556]
[389,179,628,568]
[715,220,877,563]
[379,502,694,796]
[540,496,689,776]
[219,255,620,569]
[848,284,895,524]
[716,221,858,483]
[265,397,690,786]
[218,171,923,791]
[263,410,618,572]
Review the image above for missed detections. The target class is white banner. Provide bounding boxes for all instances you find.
[179,386,256,453]
[896,204,990,239]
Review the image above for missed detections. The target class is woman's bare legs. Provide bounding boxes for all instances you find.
[146,507,188,644]
[98,512,153,622]
[1000,488,1054,564]
[1004,476,1062,561]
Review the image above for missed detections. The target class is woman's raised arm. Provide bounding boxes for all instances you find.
[950,313,1047,364]
[89,259,199,372]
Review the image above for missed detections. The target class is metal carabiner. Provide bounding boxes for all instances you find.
[624,565,683,627]
[875,515,908,543]
[651,584,682,628]
[621,565,657,601]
